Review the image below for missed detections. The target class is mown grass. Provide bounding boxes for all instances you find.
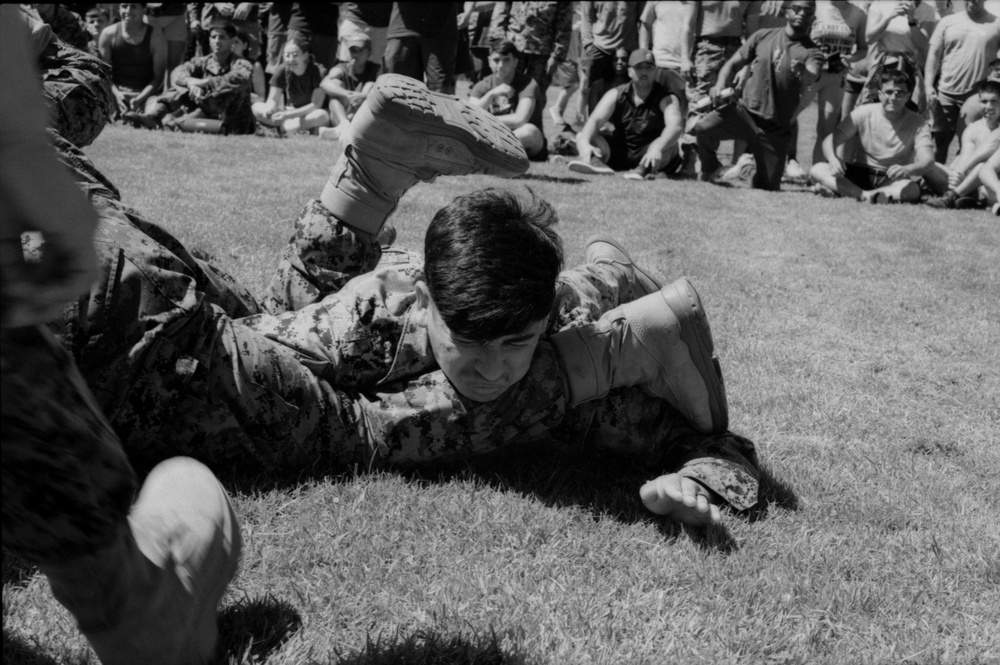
[3,117,998,665]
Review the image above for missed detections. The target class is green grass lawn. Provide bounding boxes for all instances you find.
[3,123,998,665]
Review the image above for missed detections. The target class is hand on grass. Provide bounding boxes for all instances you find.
[639,473,721,526]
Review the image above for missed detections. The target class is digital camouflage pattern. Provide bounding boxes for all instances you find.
[152,54,256,134]
[489,1,573,59]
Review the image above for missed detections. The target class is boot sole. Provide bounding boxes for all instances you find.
[584,234,663,297]
[659,278,729,433]
[352,74,528,177]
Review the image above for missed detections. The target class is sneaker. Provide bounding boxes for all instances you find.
[926,191,959,209]
[121,110,161,130]
[568,155,615,175]
[623,165,649,181]
[719,153,755,182]
[993,202,1000,216]
[700,162,726,182]
[810,183,837,198]
[784,158,806,180]
[317,126,341,141]
[347,73,528,179]
[584,234,663,299]
[954,196,981,210]
[677,144,698,180]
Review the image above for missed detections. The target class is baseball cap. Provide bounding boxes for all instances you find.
[344,32,371,49]
[628,49,655,67]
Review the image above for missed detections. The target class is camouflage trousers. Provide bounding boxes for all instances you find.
[153,87,257,135]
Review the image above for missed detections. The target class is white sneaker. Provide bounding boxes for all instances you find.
[784,158,806,180]
[719,153,755,181]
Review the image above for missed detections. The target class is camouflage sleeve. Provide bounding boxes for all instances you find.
[203,57,252,98]
[675,433,759,512]
[170,56,198,88]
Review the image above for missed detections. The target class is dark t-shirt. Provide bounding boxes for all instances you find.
[271,61,325,108]
[288,3,339,36]
[329,61,381,91]
[387,3,459,39]
[739,27,820,127]
[470,71,545,130]
[609,81,671,162]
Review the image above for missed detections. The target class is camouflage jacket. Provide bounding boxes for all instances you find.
[489,1,573,59]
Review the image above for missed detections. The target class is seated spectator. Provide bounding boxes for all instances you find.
[233,29,267,102]
[809,69,933,203]
[925,79,1000,209]
[979,147,1000,215]
[469,40,548,161]
[960,59,1000,127]
[252,38,330,135]
[126,24,255,135]
[318,32,381,141]
[568,48,684,180]
[83,6,110,57]
[692,1,822,191]
[99,3,168,118]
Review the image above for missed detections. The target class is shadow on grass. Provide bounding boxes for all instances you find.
[745,461,800,523]
[512,172,588,185]
[217,594,302,663]
[333,629,525,665]
[2,630,62,665]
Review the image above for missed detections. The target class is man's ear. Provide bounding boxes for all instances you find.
[411,280,431,326]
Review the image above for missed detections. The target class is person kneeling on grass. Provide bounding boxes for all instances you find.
[568,48,684,181]
[924,79,1000,210]
[252,38,330,135]
[126,23,255,135]
[318,32,381,142]
[43,73,754,527]
[809,69,934,204]
[468,40,548,162]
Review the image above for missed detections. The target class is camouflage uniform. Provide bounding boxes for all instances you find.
[40,5,91,52]
[22,8,115,148]
[489,1,573,92]
[152,54,256,135]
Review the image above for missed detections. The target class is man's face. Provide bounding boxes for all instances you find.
[210,28,233,58]
[614,50,629,76]
[988,63,1000,82]
[85,11,108,37]
[488,52,518,80]
[348,44,370,66]
[878,81,910,115]
[120,3,144,25]
[979,91,999,123]
[419,285,547,403]
[629,62,656,86]
[966,0,985,15]
[785,1,816,32]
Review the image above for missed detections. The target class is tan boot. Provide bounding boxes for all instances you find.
[584,235,663,301]
[320,74,529,236]
[40,457,241,665]
[551,278,728,433]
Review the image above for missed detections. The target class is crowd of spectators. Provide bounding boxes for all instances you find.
[32,1,1000,213]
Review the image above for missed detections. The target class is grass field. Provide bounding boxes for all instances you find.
[3,116,999,665]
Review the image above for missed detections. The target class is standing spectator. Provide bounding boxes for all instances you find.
[688,1,751,109]
[569,48,685,180]
[549,4,584,129]
[338,2,392,68]
[801,0,868,165]
[470,40,548,160]
[99,3,168,118]
[319,32,381,140]
[145,3,187,74]
[639,0,697,115]
[924,0,1000,162]
[579,1,642,112]
[489,1,572,99]
[808,68,933,203]
[264,3,293,74]
[83,6,111,57]
[384,2,460,94]
[287,3,340,70]
[252,38,329,134]
[130,23,255,134]
[459,2,497,84]
[692,0,822,190]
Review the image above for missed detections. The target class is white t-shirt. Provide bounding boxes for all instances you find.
[640,1,696,70]
[846,102,933,168]
[867,0,939,62]
[810,1,868,70]
[929,9,1000,95]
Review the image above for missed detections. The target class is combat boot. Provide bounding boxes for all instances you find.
[551,278,728,433]
[320,73,529,236]
[584,235,662,301]
[39,457,241,665]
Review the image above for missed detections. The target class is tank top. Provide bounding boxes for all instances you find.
[111,23,154,90]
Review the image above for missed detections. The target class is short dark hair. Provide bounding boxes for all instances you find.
[490,40,520,58]
[978,78,1000,96]
[210,23,238,39]
[424,189,563,341]
[879,68,914,93]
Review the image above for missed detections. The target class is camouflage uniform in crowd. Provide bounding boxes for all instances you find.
[151,53,256,134]
[489,1,573,93]
[22,7,115,148]
[38,4,91,52]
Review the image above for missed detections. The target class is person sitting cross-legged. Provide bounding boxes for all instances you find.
[318,31,381,142]
[809,68,934,204]
[469,40,548,161]
[924,79,1000,210]
[568,48,684,180]
[252,38,330,135]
